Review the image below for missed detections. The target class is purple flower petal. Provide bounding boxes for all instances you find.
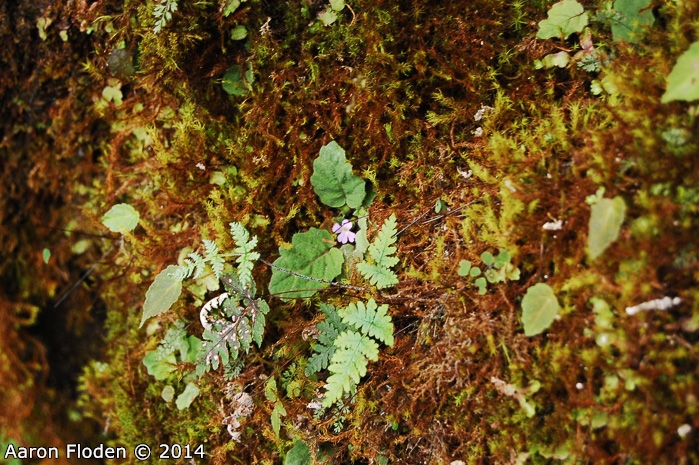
[333,219,355,243]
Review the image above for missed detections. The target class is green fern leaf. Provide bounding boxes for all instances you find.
[356,214,399,289]
[203,240,225,280]
[323,330,379,407]
[368,214,399,268]
[355,263,398,289]
[340,299,394,346]
[306,304,348,376]
[190,252,208,279]
[229,222,260,287]
[251,300,269,347]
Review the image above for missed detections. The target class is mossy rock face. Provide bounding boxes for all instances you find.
[3,0,699,463]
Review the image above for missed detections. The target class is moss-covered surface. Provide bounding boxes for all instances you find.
[2,0,699,463]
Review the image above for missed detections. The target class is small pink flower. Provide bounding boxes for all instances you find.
[332,219,356,244]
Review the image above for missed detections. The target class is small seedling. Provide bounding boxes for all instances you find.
[458,249,520,294]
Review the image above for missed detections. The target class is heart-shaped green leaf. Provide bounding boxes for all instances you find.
[101,203,139,233]
[521,283,560,337]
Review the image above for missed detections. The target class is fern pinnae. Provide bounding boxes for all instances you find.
[356,214,399,289]
[323,330,379,407]
[229,222,260,287]
[368,214,399,268]
[340,299,394,347]
[204,240,225,280]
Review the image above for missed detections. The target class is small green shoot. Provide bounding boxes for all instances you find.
[587,196,626,260]
[458,249,519,294]
[265,377,287,437]
[521,283,560,336]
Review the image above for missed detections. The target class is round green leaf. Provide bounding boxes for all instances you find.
[42,248,51,264]
[143,350,177,381]
[458,260,471,277]
[611,0,655,43]
[536,0,588,40]
[101,203,140,233]
[230,25,247,40]
[521,283,560,337]
[222,64,254,96]
[329,0,345,11]
[161,385,175,402]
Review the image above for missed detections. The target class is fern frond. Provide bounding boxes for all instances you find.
[356,214,399,289]
[168,251,206,280]
[153,0,178,33]
[306,304,348,377]
[229,222,260,287]
[355,263,398,289]
[323,330,379,407]
[339,299,394,346]
[187,251,208,279]
[368,214,399,268]
[197,273,269,376]
[203,240,225,280]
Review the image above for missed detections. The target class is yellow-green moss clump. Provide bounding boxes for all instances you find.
[2,0,698,463]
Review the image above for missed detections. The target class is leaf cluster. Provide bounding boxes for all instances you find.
[458,249,520,294]
[142,222,260,327]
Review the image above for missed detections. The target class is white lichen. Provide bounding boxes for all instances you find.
[625,296,681,316]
